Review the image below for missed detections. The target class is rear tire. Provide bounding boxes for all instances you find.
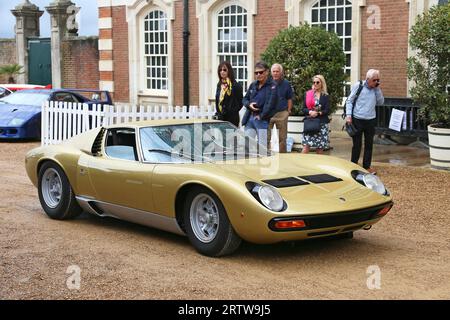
[38,161,82,220]
[183,186,241,257]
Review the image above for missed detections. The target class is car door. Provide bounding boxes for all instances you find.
[87,128,156,213]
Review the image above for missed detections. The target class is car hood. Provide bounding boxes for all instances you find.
[0,104,40,125]
[207,153,389,213]
[211,153,347,180]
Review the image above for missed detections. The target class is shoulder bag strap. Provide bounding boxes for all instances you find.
[351,80,364,118]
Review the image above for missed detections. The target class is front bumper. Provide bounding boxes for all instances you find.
[269,202,393,232]
[236,202,393,244]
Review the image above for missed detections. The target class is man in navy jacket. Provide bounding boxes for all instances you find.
[242,61,277,150]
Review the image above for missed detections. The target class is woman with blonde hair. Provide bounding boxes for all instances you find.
[301,74,330,154]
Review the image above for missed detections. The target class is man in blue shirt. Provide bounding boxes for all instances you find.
[345,69,384,173]
[242,61,277,150]
[268,63,293,153]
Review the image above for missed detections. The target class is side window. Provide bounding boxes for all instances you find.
[68,93,81,102]
[53,92,80,103]
[105,128,138,161]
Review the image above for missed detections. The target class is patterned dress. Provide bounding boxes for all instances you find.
[302,96,330,149]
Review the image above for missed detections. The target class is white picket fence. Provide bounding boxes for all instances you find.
[41,101,216,145]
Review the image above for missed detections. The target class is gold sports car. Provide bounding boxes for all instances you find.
[25,120,393,256]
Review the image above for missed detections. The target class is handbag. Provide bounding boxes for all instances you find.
[345,122,358,137]
[303,117,321,134]
[342,86,359,137]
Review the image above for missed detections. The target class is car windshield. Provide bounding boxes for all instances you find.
[0,87,10,98]
[140,122,269,163]
[0,91,49,106]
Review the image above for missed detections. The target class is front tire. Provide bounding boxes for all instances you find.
[38,161,82,220]
[183,186,241,257]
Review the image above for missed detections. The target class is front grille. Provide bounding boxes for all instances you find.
[0,128,18,136]
[302,210,376,229]
[269,202,392,232]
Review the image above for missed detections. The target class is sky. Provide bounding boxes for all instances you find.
[0,0,98,38]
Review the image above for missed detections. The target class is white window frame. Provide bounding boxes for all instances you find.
[309,0,353,94]
[142,10,169,96]
[196,0,256,107]
[126,0,175,106]
[214,3,249,92]
[286,0,364,86]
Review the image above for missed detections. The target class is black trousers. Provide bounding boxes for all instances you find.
[351,118,376,169]
[217,112,240,127]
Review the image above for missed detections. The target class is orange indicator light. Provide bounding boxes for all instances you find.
[274,220,306,229]
[378,206,391,216]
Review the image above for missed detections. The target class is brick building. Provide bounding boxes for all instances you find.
[96,0,442,106]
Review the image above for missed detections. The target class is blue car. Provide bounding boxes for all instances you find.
[0,89,112,139]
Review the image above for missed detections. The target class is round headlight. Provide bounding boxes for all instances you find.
[257,185,284,211]
[362,173,386,195]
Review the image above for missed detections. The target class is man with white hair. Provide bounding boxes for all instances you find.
[268,63,293,153]
[345,69,384,174]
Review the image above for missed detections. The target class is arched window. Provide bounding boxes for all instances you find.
[143,10,168,93]
[311,0,352,94]
[216,5,248,91]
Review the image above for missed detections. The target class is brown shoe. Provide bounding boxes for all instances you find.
[366,167,377,175]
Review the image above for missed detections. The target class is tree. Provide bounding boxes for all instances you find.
[407,4,450,128]
[0,64,24,84]
[261,23,346,116]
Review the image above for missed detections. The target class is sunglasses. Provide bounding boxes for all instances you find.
[220,68,228,72]
[313,81,321,84]
[254,70,265,75]
[373,79,380,82]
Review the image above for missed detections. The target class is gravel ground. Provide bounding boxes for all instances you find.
[1,141,449,300]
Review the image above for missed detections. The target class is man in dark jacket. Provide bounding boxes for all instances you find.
[242,61,277,150]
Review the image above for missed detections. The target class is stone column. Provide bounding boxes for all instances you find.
[11,0,44,84]
[45,0,76,88]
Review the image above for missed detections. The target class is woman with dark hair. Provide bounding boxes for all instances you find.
[215,61,243,127]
